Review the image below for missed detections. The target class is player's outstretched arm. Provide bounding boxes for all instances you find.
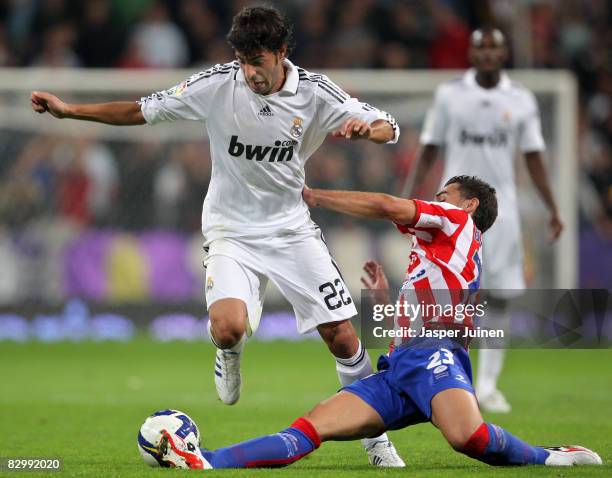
[303,186,416,224]
[30,91,145,126]
[524,151,563,241]
[332,118,394,144]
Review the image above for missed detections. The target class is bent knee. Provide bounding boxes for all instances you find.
[209,303,247,348]
[445,428,481,454]
[445,422,489,456]
[448,436,471,453]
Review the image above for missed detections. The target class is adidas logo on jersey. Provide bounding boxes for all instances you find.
[228,135,296,162]
[258,105,273,116]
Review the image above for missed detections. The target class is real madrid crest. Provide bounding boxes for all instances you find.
[206,276,214,292]
[290,117,303,138]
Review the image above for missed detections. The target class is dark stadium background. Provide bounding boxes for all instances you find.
[0,0,609,340]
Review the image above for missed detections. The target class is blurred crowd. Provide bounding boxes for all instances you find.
[0,129,406,232]
[0,1,609,281]
[0,133,212,231]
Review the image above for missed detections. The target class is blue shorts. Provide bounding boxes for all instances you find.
[343,337,474,430]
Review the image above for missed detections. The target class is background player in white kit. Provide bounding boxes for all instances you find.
[403,27,563,413]
[30,6,404,467]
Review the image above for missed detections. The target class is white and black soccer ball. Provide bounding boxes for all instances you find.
[137,409,201,467]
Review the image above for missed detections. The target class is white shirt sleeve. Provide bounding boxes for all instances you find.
[519,91,546,153]
[314,75,400,144]
[138,63,236,125]
[420,85,449,146]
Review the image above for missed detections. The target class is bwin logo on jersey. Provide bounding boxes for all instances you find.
[228,135,296,162]
[460,128,509,147]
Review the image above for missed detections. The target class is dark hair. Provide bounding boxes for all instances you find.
[226,6,294,57]
[445,175,498,232]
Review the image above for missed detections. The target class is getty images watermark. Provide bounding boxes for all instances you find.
[371,300,494,341]
[360,289,611,349]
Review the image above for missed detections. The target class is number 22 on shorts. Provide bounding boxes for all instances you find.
[319,278,352,311]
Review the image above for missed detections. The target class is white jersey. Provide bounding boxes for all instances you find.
[139,60,399,241]
[420,69,545,291]
[421,68,545,221]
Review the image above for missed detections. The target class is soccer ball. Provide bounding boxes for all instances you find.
[137,409,201,467]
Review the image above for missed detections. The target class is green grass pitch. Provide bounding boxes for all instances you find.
[1,339,610,477]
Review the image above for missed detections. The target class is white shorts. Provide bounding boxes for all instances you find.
[481,213,525,295]
[203,226,357,334]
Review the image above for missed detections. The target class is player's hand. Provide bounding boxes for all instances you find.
[302,185,317,208]
[548,213,564,242]
[332,118,371,140]
[362,260,390,305]
[361,260,389,290]
[30,91,70,119]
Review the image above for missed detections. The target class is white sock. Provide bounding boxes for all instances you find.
[334,342,391,448]
[335,341,372,386]
[476,348,506,397]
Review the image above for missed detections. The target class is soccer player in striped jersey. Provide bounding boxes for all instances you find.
[403,27,563,413]
[156,175,601,469]
[30,5,403,467]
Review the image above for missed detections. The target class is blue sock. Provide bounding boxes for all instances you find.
[200,418,320,468]
[464,423,549,465]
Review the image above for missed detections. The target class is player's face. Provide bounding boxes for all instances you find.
[435,183,479,214]
[235,48,286,96]
[435,184,461,206]
[469,31,507,74]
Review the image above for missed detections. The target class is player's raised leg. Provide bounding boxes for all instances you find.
[318,320,405,467]
[431,388,602,466]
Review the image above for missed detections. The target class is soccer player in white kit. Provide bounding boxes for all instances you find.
[30,6,404,466]
[403,28,563,413]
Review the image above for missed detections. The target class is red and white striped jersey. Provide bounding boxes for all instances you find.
[394,199,483,333]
